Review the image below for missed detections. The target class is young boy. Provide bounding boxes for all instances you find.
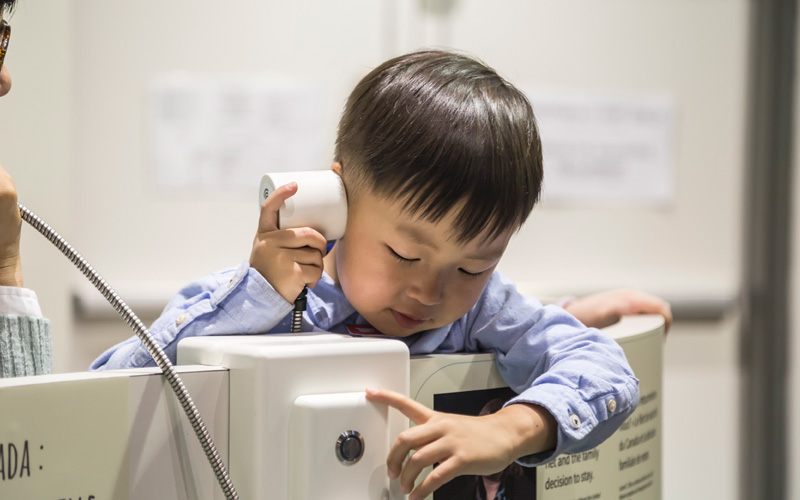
[92,50,640,499]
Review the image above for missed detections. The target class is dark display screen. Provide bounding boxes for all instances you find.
[433,387,537,500]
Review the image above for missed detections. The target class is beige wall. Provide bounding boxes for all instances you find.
[4,2,749,500]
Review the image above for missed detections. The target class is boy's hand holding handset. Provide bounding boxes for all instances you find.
[249,182,328,304]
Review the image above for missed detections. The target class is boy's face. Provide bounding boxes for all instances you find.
[328,177,513,338]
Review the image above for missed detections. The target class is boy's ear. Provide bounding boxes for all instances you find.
[331,162,343,176]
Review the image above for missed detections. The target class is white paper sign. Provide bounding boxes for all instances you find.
[528,92,676,206]
[0,376,130,499]
[149,75,322,191]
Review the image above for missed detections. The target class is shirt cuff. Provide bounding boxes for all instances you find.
[0,286,43,318]
[505,378,639,466]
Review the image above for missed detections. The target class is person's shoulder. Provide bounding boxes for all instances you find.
[482,271,527,302]
[472,271,541,317]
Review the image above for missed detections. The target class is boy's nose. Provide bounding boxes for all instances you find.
[407,272,445,306]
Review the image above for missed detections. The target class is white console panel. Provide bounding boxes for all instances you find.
[178,333,410,500]
[0,365,229,500]
[0,316,661,500]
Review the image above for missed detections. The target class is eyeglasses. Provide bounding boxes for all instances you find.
[0,17,9,73]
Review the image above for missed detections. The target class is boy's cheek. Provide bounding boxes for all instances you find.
[347,267,398,304]
[447,277,494,318]
[339,255,396,305]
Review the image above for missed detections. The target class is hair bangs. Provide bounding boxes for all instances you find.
[368,92,540,243]
[335,50,543,244]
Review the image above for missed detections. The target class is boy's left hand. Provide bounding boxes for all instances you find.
[366,388,553,500]
[564,289,672,334]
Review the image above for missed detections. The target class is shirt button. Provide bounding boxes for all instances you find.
[175,313,188,326]
[607,399,617,412]
[227,275,237,288]
[570,414,581,429]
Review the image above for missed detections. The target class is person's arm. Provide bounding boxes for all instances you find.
[369,272,639,498]
[467,274,639,464]
[563,289,672,333]
[0,162,23,288]
[0,163,53,377]
[90,261,293,370]
[0,312,53,377]
[92,180,329,371]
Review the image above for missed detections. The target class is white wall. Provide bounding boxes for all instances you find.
[67,0,399,369]
[5,1,750,499]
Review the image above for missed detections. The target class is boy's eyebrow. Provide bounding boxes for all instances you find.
[465,248,505,262]
[397,223,505,262]
[396,224,438,250]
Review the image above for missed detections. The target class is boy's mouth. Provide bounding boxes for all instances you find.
[390,309,428,329]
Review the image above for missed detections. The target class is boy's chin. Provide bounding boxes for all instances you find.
[373,317,438,338]
[359,315,423,338]
[380,327,418,338]
[367,322,412,338]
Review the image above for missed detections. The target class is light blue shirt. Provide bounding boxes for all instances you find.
[91,261,639,465]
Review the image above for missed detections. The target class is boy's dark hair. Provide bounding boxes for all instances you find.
[335,50,543,243]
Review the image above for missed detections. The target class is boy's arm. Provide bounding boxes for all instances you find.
[93,182,324,371]
[369,275,640,498]
[90,261,293,370]
[366,388,556,500]
[465,273,639,463]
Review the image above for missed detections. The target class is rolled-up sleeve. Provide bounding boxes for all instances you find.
[465,273,639,466]
[90,261,292,370]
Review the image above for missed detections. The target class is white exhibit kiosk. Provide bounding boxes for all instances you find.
[0,315,663,500]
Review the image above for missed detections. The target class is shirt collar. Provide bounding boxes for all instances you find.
[306,272,357,329]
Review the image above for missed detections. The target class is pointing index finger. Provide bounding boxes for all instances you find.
[365,387,432,424]
[258,182,297,234]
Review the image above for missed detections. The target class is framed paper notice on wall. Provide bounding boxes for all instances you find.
[526,92,676,208]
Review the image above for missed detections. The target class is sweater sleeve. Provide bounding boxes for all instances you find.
[0,314,53,377]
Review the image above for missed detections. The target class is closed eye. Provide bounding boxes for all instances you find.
[387,245,419,263]
[459,268,485,279]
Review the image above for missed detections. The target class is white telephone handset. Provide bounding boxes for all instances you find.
[259,170,348,241]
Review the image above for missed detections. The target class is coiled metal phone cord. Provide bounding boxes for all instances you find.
[291,286,308,333]
[18,203,239,500]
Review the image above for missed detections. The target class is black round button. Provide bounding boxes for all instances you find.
[336,430,365,464]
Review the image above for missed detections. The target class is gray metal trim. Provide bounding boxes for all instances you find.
[741,2,796,499]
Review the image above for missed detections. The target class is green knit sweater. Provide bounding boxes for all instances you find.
[0,315,53,377]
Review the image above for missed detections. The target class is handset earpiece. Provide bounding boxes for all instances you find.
[259,170,347,241]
